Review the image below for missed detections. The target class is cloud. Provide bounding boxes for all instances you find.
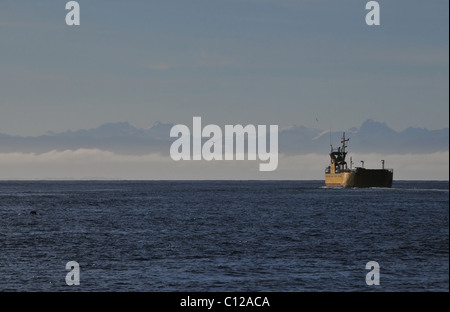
[0,149,168,164]
[0,149,448,180]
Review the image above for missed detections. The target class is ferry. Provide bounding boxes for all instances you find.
[325,132,393,187]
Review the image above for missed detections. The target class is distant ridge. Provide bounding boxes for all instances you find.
[0,119,448,155]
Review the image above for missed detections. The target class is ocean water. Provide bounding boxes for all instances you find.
[0,180,448,292]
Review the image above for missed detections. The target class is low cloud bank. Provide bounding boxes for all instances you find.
[0,149,448,180]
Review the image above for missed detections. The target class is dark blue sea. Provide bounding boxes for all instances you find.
[0,180,448,292]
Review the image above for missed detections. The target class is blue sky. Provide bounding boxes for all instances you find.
[0,0,448,136]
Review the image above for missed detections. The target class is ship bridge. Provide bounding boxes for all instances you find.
[326,132,350,174]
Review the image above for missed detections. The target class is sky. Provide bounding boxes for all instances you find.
[0,0,448,136]
[0,0,448,180]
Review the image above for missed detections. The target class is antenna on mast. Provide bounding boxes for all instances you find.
[341,132,349,154]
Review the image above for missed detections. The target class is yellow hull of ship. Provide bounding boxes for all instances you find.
[325,172,356,187]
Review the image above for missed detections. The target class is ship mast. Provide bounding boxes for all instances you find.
[340,132,349,154]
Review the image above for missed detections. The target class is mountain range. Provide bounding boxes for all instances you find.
[0,119,448,155]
